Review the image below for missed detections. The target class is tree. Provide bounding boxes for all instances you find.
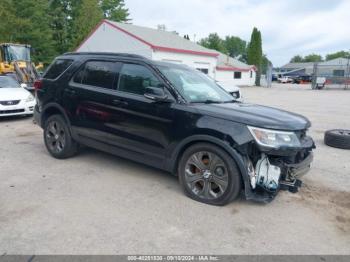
[48,0,73,55]
[261,55,272,75]
[247,27,263,86]
[303,54,323,62]
[223,36,247,60]
[99,0,130,21]
[0,0,56,64]
[290,55,304,63]
[326,51,350,61]
[70,0,104,49]
[199,33,227,54]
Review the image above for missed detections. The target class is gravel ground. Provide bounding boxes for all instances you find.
[0,83,349,255]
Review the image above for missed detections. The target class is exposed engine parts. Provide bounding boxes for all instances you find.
[246,153,307,195]
[248,154,281,192]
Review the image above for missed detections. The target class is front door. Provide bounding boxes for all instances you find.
[107,62,175,163]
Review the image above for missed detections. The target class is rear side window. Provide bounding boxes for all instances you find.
[74,61,117,89]
[44,59,73,79]
[118,64,161,95]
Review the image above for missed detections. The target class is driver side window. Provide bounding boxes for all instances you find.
[118,63,161,95]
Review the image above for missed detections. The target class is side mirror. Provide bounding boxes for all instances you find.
[144,86,171,102]
[20,83,28,89]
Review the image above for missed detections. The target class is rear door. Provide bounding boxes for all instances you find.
[64,59,121,141]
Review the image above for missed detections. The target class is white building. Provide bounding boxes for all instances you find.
[77,19,256,86]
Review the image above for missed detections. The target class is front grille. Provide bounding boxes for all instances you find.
[0,109,25,114]
[0,100,20,106]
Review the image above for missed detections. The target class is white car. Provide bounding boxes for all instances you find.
[0,76,36,117]
[216,81,243,101]
[278,76,293,83]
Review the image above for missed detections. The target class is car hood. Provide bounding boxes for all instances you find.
[217,82,240,92]
[193,102,311,131]
[0,88,30,101]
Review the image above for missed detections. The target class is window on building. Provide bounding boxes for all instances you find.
[333,70,345,77]
[234,71,242,79]
[250,70,253,78]
[118,64,161,95]
[44,59,73,79]
[74,61,117,89]
[196,68,209,75]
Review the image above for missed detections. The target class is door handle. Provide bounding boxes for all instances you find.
[112,98,128,106]
[64,88,76,96]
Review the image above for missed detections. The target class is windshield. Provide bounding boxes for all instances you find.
[5,45,31,61]
[0,77,20,88]
[157,65,233,103]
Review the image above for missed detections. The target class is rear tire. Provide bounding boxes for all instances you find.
[324,129,350,150]
[178,143,242,206]
[44,114,78,159]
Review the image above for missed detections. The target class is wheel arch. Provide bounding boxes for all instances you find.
[40,103,71,128]
[168,135,249,182]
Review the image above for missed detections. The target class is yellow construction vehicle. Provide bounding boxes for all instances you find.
[0,43,43,89]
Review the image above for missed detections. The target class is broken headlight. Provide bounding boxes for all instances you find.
[248,126,300,148]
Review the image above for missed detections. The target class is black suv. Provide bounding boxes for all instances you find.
[34,52,315,205]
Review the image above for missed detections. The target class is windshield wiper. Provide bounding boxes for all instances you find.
[223,99,238,103]
[193,99,223,104]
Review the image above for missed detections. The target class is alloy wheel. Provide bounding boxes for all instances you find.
[184,151,229,200]
[46,121,66,153]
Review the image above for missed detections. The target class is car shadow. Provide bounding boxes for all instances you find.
[75,146,247,203]
[77,146,181,190]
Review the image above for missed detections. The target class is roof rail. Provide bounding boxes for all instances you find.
[62,52,146,59]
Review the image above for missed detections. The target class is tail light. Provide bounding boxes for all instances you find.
[34,79,43,91]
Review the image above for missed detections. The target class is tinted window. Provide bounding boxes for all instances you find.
[197,68,209,75]
[234,72,242,79]
[0,76,20,88]
[333,70,345,77]
[80,61,117,89]
[44,59,73,79]
[118,64,161,95]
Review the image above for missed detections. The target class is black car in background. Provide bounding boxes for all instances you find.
[34,52,315,205]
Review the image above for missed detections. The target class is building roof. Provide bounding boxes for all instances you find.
[281,58,350,70]
[216,52,255,71]
[81,20,219,57]
[320,57,350,66]
[281,62,315,69]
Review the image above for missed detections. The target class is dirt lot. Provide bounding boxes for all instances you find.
[1,83,349,254]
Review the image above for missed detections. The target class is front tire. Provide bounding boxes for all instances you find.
[44,114,78,159]
[178,143,242,206]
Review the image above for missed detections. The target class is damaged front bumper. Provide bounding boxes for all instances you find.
[242,136,315,203]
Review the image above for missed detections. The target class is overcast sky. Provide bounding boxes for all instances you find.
[125,0,350,66]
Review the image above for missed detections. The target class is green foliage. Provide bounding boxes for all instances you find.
[247,27,263,86]
[100,0,130,21]
[199,33,227,54]
[261,55,272,75]
[49,0,73,55]
[70,0,104,49]
[326,51,350,61]
[290,51,350,63]
[303,54,323,62]
[223,36,247,60]
[290,55,304,63]
[199,33,249,63]
[0,0,56,64]
[0,0,130,65]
